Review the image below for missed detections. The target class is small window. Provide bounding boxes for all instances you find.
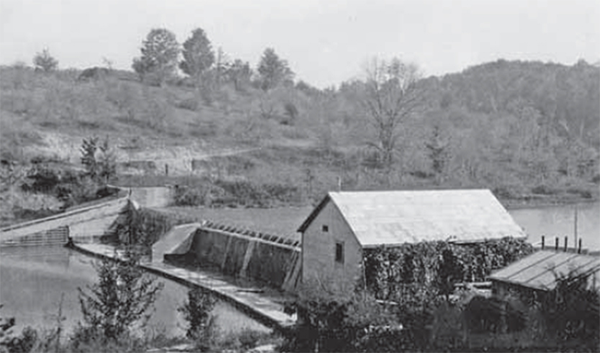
[322,225,329,232]
[335,242,344,264]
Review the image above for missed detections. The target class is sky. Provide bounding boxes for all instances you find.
[0,0,598,88]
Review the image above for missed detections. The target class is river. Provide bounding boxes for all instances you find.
[509,201,600,251]
[0,246,269,337]
[0,201,598,337]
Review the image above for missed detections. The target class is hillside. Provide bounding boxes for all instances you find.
[0,59,598,224]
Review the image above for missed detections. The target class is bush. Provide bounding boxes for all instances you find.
[69,326,146,353]
[77,252,164,343]
[364,238,534,300]
[178,287,218,352]
[283,102,299,125]
[173,184,214,206]
[531,184,556,195]
[463,295,526,334]
[280,283,430,353]
[1,326,38,353]
[540,270,599,349]
[178,287,216,340]
[214,179,301,207]
[177,97,199,111]
[117,207,183,246]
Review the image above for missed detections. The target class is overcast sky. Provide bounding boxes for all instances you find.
[1,0,598,88]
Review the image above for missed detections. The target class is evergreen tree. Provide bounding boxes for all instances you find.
[257,48,293,91]
[33,48,58,72]
[77,253,163,342]
[180,28,215,82]
[132,28,179,85]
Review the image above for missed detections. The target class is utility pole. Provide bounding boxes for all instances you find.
[574,205,578,251]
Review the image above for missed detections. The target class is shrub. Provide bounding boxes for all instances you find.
[77,252,164,343]
[463,295,526,334]
[540,270,599,349]
[33,49,58,72]
[174,185,211,206]
[283,102,299,125]
[69,326,146,353]
[531,184,556,195]
[280,283,421,353]
[567,187,593,199]
[3,326,38,353]
[178,287,218,352]
[117,207,181,247]
[214,179,301,207]
[236,329,266,350]
[177,97,199,111]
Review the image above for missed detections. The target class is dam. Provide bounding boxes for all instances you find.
[0,196,299,331]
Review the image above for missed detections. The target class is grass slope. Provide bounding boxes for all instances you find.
[0,62,598,225]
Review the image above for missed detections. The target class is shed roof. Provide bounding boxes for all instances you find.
[489,250,600,291]
[298,189,525,248]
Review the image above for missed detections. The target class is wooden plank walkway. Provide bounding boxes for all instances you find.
[72,243,297,332]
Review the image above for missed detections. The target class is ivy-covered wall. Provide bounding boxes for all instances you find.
[363,237,534,300]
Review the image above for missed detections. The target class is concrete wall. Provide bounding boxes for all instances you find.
[129,187,173,208]
[0,226,69,247]
[0,198,130,245]
[187,227,301,290]
[301,200,364,291]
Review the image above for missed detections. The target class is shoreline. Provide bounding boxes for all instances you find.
[501,196,599,210]
[69,242,296,333]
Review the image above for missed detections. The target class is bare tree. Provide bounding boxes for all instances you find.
[363,57,424,169]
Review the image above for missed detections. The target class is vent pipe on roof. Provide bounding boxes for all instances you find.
[564,236,568,252]
[555,237,559,251]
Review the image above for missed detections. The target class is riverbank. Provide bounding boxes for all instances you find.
[502,195,599,210]
[70,243,296,333]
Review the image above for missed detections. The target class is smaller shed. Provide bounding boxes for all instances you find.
[489,250,600,299]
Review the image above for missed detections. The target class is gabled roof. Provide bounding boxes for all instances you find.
[298,189,525,248]
[489,250,600,291]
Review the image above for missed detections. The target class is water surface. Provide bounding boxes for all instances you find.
[0,246,269,336]
[509,201,599,251]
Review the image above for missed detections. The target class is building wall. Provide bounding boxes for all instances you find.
[301,201,364,291]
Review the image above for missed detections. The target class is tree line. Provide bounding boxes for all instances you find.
[131,27,293,92]
[20,33,600,204]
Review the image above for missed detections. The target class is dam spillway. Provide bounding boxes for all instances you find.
[155,220,301,293]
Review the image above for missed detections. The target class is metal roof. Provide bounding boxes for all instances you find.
[298,189,526,247]
[489,250,600,291]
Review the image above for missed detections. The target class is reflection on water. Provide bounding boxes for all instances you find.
[0,246,269,336]
[509,202,600,251]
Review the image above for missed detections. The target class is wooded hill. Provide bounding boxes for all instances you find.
[0,58,598,219]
